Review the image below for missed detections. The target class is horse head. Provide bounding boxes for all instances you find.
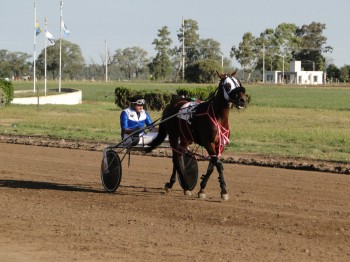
[217,71,248,109]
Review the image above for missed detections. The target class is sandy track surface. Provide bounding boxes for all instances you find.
[0,143,349,261]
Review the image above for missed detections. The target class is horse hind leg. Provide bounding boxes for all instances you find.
[173,153,192,196]
[164,165,176,194]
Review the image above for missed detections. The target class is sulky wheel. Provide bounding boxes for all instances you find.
[100,149,122,193]
[178,154,198,191]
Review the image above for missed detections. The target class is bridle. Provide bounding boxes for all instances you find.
[221,76,242,102]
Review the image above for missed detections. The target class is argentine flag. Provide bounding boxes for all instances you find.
[61,20,71,37]
[45,31,55,45]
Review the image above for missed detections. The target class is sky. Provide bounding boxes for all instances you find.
[1,0,349,68]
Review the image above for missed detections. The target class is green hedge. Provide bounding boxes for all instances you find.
[0,79,14,106]
[115,86,173,111]
[115,85,219,111]
[176,86,216,101]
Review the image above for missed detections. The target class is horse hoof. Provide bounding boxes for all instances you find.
[164,184,172,194]
[198,192,206,199]
[221,194,229,201]
[184,190,192,196]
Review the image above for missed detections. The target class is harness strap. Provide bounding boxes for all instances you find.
[177,101,230,158]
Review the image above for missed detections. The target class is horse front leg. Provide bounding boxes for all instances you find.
[164,165,177,194]
[198,156,228,200]
[215,159,229,201]
[198,157,216,199]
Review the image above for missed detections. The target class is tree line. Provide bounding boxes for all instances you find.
[0,19,349,83]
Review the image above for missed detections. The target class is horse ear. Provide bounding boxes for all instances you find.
[216,71,225,79]
[231,71,237,77]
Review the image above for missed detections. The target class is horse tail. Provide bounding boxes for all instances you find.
[145,121,167,152]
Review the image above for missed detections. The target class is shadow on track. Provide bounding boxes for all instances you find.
[0,179,102,193]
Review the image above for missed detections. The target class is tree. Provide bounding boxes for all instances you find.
[0,50,12,78]
[36,39,84,80]
[255,28,279,71]
[293,22,333,71]
[230,32,259,81]
[273,23,300,71]
[232,21,333,81]
[198,38,222,61]
[100,49,117,81]
[148,26,173,80]
[177,19,200,65]
[173,19,228,82]
[185,59,221,83]
[326,64,340,81]
[340,65,350,82]
[114,47,149,80]
[0,50,31,79]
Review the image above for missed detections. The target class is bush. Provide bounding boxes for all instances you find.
[115,86,173,111]
[176,86,216,101]
[0,79,14,106]
[114,85,240,111]
[114,86,132,109]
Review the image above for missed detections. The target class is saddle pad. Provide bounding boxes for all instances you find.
[177,101,200,121]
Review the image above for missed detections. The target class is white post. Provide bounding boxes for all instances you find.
[59,1,63,92]
[44,18,47,96]
[33,3,37,92]
[282,55,285,84]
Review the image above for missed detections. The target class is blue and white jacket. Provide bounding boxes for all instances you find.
[120,107,152,138]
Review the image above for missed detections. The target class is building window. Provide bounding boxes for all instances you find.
[313,75,318,83]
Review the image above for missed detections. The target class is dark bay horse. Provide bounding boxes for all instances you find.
[146,72,248,200]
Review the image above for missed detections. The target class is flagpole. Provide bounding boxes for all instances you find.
[44,18,47,96]
[59,1,63,93]
[33,2,37,93]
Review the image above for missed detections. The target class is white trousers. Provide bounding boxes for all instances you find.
[122,131,158,146]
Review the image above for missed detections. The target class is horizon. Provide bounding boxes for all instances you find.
[1,0,349,68]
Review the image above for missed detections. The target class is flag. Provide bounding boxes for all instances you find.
[45,31,55,45]
[61,20,71,36]
[35,21,42,36]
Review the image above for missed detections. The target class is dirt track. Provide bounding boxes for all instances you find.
[0,143,349,261]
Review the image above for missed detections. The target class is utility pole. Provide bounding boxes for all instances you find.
[105,40,108,83]
[262,43,265,84]
[59,1,63,92]
[182,17,185,81]
[33,2,37,93]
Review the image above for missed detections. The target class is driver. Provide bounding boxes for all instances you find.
[120,95,155,145]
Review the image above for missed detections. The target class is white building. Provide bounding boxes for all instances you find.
[265,61,324,85]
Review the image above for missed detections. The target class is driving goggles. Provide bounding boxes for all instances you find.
[131,99,145,105]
